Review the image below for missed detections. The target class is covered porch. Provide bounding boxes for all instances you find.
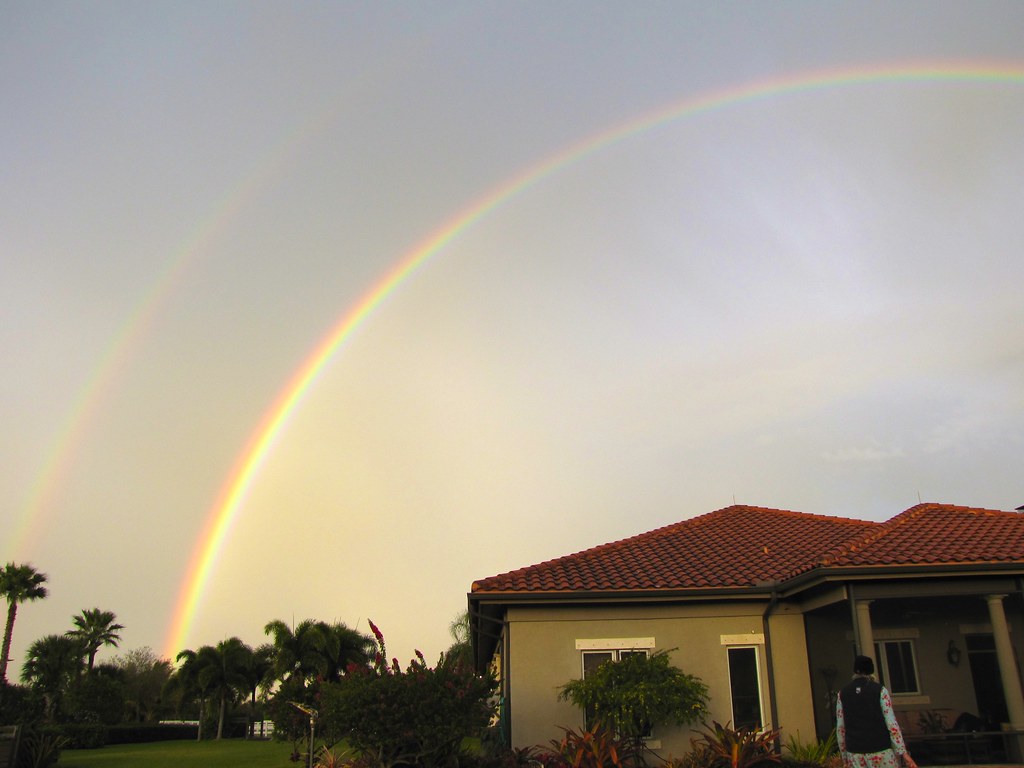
[799,574,1024,764]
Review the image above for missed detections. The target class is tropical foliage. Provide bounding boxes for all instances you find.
[317,619,497,768]
[558,649,709,759]
[0,561,49,685]
[67,608,124,671]
[690,721,781,768]
[784,730,839,767]
[546,723,635,768]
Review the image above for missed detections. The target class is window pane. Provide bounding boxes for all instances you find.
[582,652,613,730]
[884,641,918,694]
[583,651,613,678]
[728,647,762,730]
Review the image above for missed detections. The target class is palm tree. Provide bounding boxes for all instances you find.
[171,648,210,740]
[67,607,125,671]
[238,643,275,737]
[264,618,326,688]
[441,610,473,670]
[174,639,252,740]
[21,633,85,720]
[315,621,374,682]
[0,562,49,684]
[199,638,251,739]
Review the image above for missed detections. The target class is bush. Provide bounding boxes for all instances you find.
[546,724,635,768]
[558,649,709,759]
[691,721,780,768]
[318,620,497,768]
[53,722,107,749]
[15,725,65,768]
[783,731,838,768]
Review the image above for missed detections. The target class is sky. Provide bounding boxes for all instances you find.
[2,2,1024,673]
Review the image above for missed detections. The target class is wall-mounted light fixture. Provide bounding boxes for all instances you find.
[947,639,962,667]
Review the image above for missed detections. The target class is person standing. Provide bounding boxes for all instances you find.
[837,655,918,768]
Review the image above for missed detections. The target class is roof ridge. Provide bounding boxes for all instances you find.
[472,504,878,592]
[820,502,1023,566]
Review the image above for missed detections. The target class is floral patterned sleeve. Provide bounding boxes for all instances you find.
[836,693,847,752]
[880,686,907,755]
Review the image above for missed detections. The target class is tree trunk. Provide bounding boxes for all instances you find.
[0,602,18,685]
[216,694,226,739]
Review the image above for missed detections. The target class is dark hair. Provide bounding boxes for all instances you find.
[854,655,875,675]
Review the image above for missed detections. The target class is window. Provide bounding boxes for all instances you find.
[727,646,763,730]
[874,640,920,694]
[580,648,651,734]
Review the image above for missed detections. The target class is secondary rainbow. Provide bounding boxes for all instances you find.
[163,60,1024,659]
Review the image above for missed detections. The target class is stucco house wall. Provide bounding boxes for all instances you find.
[503,602,816,755]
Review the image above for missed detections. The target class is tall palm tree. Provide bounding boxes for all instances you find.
[315,621,374,682]
[21,633,85,720]
[196,638,251,739]
[67,607,125,671]
[264,618,326,688]
[0,562,49,684]
[171,648,210,740]
[238,643,275,737]
[441,610,473,670]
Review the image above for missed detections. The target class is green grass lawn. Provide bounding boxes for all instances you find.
[59,738,300,768]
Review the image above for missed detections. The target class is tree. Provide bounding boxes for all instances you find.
[238,642,275,737]
[67,608,125,671]
[558,649,709,762]
[21,633,85,720]
[114,647,173,722]
[315,621,374,682]
[441,610,473,670]
[264,618,326,688]
[174,638,249,741]
[172,647,213,740]
[194,638,251,739]
[0,562,49,685]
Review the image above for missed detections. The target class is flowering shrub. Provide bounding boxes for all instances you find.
[318,620,497,768]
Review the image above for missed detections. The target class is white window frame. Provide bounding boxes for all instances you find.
[874,638,921,695]
[576,638,656,735]
[725,644,765,731]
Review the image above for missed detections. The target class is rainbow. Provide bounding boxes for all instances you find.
[162,60,1024,658]
[5,95,352,563]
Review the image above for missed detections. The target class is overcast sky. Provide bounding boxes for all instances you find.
[2,1,1023,670]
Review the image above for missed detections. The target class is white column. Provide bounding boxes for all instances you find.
[856,600,875,662]
[986,594,1024,727]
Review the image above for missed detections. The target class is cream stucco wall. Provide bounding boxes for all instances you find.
[503,601,815,757]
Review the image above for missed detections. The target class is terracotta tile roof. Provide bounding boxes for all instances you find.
[824,503,1024,567]
[471,505,876,593]
[471,503,1024,595]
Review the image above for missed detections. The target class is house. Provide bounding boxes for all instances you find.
[468,503,1024,761]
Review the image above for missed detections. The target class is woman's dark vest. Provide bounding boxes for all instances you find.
[839,677,892,753]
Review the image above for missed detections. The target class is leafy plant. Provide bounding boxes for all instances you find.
[783,731,838,767]
[548,723,635,768]
[318,620,497,768]
[558,649,709,759]
[917,710,947,734]
[691,721,780,768]
[17,725,66,768]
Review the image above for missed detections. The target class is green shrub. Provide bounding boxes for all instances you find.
[691,721,780,768]
[54,722,107,749]
[318,620,497,768]
[16,725,66,768]
[783,731,837,767]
